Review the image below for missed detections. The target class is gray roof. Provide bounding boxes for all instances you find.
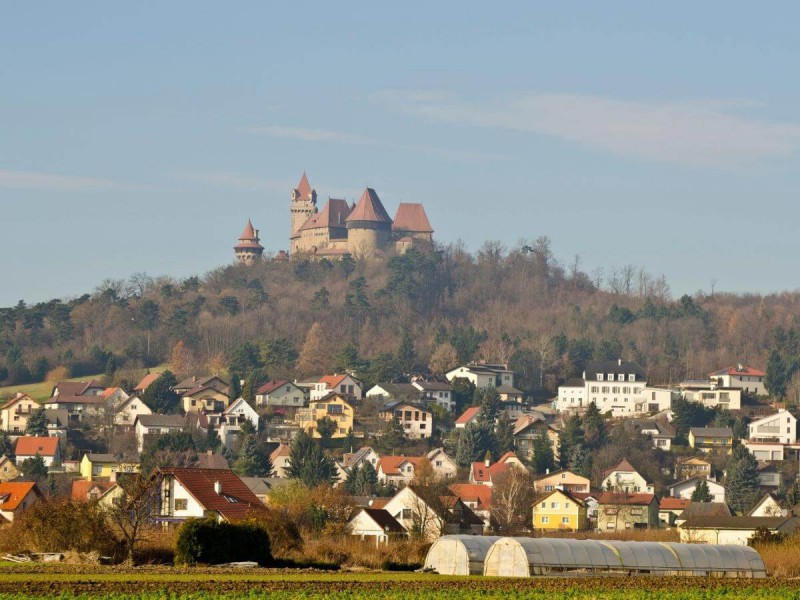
[689,426,733,438]
[135,414,185,428]
[44,409,68,427]
[86,454,118,463]
[414,380,451,391]
[239,477,272,496]
[561,378,586,388]
[680,502,732,519]
[584,360,646,380]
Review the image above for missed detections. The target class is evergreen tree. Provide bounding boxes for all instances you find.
[765,349,790,399]
[691,478,713,502]
[530,428,556,475]
[316,417,337,444]
[456,421,492,468]
[0,430,15,459]
[478,387,501,425]
[582,402,607,449]
[355,461,378,495]
[286,431,337,487]
[377,416,406,454]
[558,413,585,468]
[494,412,515,456]
[242,375,256,405]
[228,373,242,401]
[141,370,180,413]
[567,444,592,478]
[397,332,417,374]
[726,445,761,513]
[19,454,48,483]
[344,464,360,494]
[232,434,272,477]
[24,407,49,437]
[205,424,220,451]
[671,396,714,444]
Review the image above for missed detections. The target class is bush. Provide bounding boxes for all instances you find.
[252,509,303,558]
[174,517,271,566]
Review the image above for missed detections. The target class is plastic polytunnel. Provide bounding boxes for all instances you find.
[427,536,767,578]
[424,535,501,575]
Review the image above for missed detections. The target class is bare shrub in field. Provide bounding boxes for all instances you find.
[754,535,800,577]
[300,535,430,570]
[46,366,71,383]
[134,527,178,565]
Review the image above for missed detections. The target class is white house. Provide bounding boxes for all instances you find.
[680,516,799,545]
[426,448,458,481]
[667,476,726,503]
[346,507,406,544]
[748,493,786,517]
[680,381,742,411]
[222,397,260,430]
[749,409,796,444]
[254,380,306,408]
[445,363,516,390]
[269,443,292,478]
[382,486,482,541]
[134,414,186,453]
[305,374,363,402]
[601,458,654,494]
[555,360,677,417]
[378,402,433,439]
[412,380,454,413]
[743,441,786,462]
[365,383,421,403]
[709,365,767,396]
[632,419,675,451]
[113,394,152,427]
[342,446,381,472]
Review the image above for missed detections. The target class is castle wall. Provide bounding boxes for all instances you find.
[347,223,390,257]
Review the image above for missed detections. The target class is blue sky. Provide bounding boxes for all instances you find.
[3,2,800,306]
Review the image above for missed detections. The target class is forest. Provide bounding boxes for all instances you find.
[3,238,800,401]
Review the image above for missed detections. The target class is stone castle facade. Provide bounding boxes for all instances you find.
[235,172,434,264]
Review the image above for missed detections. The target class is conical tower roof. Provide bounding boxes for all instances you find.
[239,219,257,241]
[392,203,433,233]
[346,188,392,224]
[296,172,313,200]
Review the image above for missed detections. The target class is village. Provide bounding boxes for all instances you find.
[2,355,797,553]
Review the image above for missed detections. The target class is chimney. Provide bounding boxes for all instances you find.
[546,468,550,475]
[207,450,212,457]
[737,363,743,371]
[214,481,221,495]
[618,358,622,366]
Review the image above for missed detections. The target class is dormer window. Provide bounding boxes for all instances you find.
[597,374,604,381]
[617,374,624,382]
[607,374,614,381]
[628,374,635,382]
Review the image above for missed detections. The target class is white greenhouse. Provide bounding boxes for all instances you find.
[425,536,766,578]
[424,536,501,575]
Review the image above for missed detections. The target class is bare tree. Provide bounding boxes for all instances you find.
[491,468,536,534]
[103,473,160,564]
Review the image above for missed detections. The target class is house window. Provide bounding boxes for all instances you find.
[545,485,553,492]
[617,374,624,382]
[175,499,188,511]
[435,461,442,467]
[606,523,615,529]
[565,502,570,509]
[628,375,635,382]
[607,374,614,381]
[420,424,426,430]
[561,474,566,479]
[541,502,546,508]
[402,509,412,519]
[597,374,604,381]
[551,502,558,509]
[562,517,570,524]
[542,516,549,524]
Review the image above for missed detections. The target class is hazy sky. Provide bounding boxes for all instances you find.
[3,2,800,306]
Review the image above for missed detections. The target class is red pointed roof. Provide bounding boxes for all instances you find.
[346,188,392,224]
[392,203,433,233]
[298,199,352,232]
[239,220,257,241]
[158,468,266,522]
[296,172,313,199]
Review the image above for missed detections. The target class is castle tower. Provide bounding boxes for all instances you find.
[290,172,317,244]
[234,219,264,265]
[345,187,393,257]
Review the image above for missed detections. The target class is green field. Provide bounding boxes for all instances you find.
[0,567,798,599]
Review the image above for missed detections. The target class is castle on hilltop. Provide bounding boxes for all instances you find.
[235,172,434,264]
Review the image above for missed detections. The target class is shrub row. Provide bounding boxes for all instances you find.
[174,517,271,566]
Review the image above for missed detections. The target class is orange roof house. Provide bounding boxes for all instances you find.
[15,436,59,460]
[134,373,161,393]
[0,481,44,523]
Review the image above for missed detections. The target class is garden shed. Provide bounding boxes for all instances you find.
[424,535,501,575]
[439,536,768,578]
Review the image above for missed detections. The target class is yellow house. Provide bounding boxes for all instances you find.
[181,385,230,414]
[532,488,587,531]
[80,454,141,482]
[295,393,354,439]
[688,427,733,454]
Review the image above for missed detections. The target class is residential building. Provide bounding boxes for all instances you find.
[0,455,19,482]
[79,454,140,482]
[50,380,104,398]
[134,414,186,453]
[295,393,354,439]
[757,461,782,488]
[448,483,493,531]
[0,393,38,433]
[181,384,230,414]
[71,480,116,502]
[173,375,229,397]
[668,477,726,504]
[221,397,259,430]
[0,481,44,524]
[659,497,690,527]
[445,363,516,390]
[749,409,797,444]
[306,374,363,402]
[342,446,380,472]
[270,443,292,478]
[601,459,654,494]
[532,488,587,531]
[469,452,525,487]
[513,415,560,461]
[44,409,69,440]
[749,493,786,518]
[113,394,152,427]
[255,380,306,408]
[378,456,425,487]
[14,436,60,467]
[596,492,659,531]
[382,486,482,542]
[366,383,422,404]
[154,467,267,524]
[43,393,105,421]
[555,359,677,417]
[743,441,787,462]
[631,419,675,451]
[454,406,481,429]
[412,380,454,413]
[709,364,767,396]
[378,402,432,439]
[680,515,799,545]
[533,469,590,494]
[347,507,407,544]
[688,427,734,454]
[680,381,742,411]
[425,448,458,481]
[675,456,713,481]
[133,372,161,394]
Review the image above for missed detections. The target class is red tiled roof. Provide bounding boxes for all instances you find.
[319,374,348,390]
[71,480,115,502]
[596,492,656,506]
[370,498,390,509]
[470,459,511,483]
[270,444,291,462]
[0,482,40,511]
[660,497,690,510]
[449,483,492,510]
[160,468,267,522]
[298,199,351,232]
[257,379,291,395]
[710,365,766,377]
[455,406,481,425]
[392,203,433,233]
[296,172,313,199]
[346,188,392,224]
[379,456,424,476]
[15,436,59,457]
[134,373,161,392]
[602,458,639,480]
